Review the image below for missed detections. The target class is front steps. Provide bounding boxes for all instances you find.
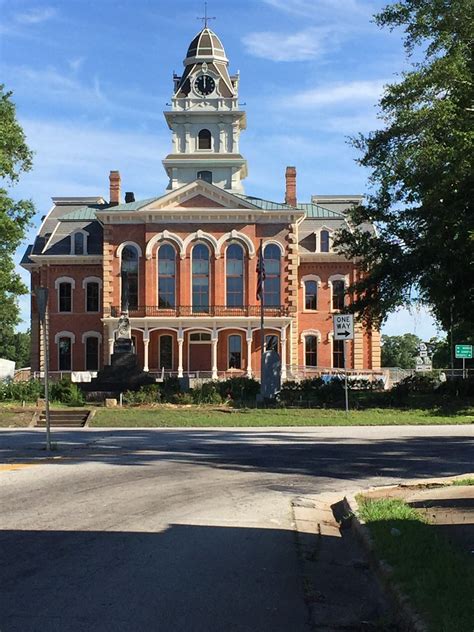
[35,409,90,428]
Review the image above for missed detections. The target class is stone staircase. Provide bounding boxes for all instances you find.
[35,409,90,428]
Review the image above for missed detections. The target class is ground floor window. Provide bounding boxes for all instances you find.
[265,335,278,353]
[58,337,72,370]
[85,337,99,371]
[333,339,344,368]
[159,335,173,370]
[228,334,242,369]
[305,335,317,367]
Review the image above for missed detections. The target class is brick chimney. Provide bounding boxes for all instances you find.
[285,166,297,207]
[109,170,121,206]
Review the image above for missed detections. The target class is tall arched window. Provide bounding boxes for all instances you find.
[121,245,139,310]
[58,282,72,312]
[85,336,99,371]
[158,244,176,308]
[320,230,330,252]
[159,334,173,370]
[305,335,317,367]
[73,232,85,255]
[333,339,344,368]
[58,336,72,370]
[192,243,210,313]
[264,244,281,306]
[226,243,244,307]
[197,170,212,184]
[198,129,212,150]
[304,280,317,310]
[332,280,345,311]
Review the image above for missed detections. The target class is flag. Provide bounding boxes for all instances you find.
[256,242,265,301]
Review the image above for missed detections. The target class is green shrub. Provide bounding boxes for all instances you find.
[123,384,162,405]
[50,377,85,406]
[192,382,222,405]
[217,377,260,403]
[170,392,193,405]
[393,374,438,397]
[0,378,43,402]
[160,376,181,401]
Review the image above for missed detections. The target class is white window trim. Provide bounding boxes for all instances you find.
[82,332,101,371]
[264,333,280,353]
[157,242,177,308]
[187,328,213,371]
[55,331,75,371]
[317,226,333,253]
[115,241,143,258]
[301,275,321,312]
[227,333,243,370]
[118,243,141,311]
[224,242,245,308]
[328,274,349,313]
[216,230,255,259]
[327,331,346,369]
[55,276,75,313]
[82,276,102,313]
[145,230,184,260]
[263,242,283,308]
[301,330,321,367]
[183,231,218,256]
[190,242,212,311]
[158,333,174,371]
[70,229,88,255]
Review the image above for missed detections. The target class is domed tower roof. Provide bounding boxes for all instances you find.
[184,27,228,64]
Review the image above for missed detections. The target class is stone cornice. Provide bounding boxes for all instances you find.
[28,255,103,265]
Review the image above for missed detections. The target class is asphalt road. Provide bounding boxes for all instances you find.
[1,425,473,631]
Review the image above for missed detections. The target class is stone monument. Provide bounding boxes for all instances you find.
[261,350,281,400]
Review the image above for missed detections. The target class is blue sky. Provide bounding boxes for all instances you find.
[1,0,442,339]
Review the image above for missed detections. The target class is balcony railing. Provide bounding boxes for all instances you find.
[105,305,294,318]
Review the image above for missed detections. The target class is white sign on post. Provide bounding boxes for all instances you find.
[333,314,354,340]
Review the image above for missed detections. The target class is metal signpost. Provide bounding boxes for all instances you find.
[333,314,354,413]
[415,342,432,372]
[455,344,472,379]
[36,287,51,452]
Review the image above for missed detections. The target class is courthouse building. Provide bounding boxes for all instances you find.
[22,26,381,380]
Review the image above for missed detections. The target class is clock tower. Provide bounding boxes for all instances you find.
[162,27,248,193]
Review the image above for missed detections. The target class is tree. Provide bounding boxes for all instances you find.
[381,333,421,368]
[0,85,35,361]
[334,0,474,335]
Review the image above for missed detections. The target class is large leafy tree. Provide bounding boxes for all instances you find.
[335,0,474,337]
[0,85,35,363]
[381,333,422,368]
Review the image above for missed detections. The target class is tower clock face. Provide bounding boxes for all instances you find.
[195,74,215,96]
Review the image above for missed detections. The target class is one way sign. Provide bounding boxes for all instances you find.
[333,314,354,340]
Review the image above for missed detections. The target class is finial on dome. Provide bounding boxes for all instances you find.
[197,2,215,29]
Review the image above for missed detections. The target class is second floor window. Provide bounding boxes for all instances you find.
[86,282,99,312]
[332,280,345,311]
[226,244,244,307]
[158,244,176,308]
[304,280,317,310]
[192,243,210,313]
[263,244,281,307]
[59,282,72,312]
[121,245,139,310]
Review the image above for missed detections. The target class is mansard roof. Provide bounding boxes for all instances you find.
[185,28,228,64]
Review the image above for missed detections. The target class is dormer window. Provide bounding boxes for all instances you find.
[71,231,87,255]
[198,129,212,150]
[197,170,212,184]
[320,230,330,253]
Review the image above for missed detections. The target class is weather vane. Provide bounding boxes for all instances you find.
[197,2,215,28]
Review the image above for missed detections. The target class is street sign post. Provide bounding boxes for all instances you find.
[35,287,51,452]
[333,315,354,414]
[455,345,472,379]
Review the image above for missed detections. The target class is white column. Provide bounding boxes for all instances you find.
[184,123,191,153]
[211,330,218,380]
[246,330,253,378]
[108,338,114,364]
[143,339,150,372]
[281,327,287,381]
[218,123,226,153]
[177,329,184,378]
[232,122,239,152]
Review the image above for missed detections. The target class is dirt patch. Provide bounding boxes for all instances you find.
[0,408,34,428]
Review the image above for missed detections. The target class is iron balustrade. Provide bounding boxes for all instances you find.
[106,305,293,317]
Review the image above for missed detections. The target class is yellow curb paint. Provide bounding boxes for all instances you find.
[0,463,39,472]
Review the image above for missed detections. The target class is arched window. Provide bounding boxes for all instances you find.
[73,232,85,255]
[228,334,242,369]
[159,335,173,370]
[192,243,210,313]
[86,282,99,312]
[305,335,317,367]
[58,336,72,370]
[58,282,72,312]
[197,170,212,184]
[264,244,281,307]
[121,245,139,310]
[158,244,176,308]
[226,243,244,307]
[320,230,330,252]
[198,129,212,150]
[333,339,344,368]
[332,280,345,311]
[85,336,99,371]
[304,280,318,310]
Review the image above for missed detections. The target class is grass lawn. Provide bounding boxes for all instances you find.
[357,497,474,632]
[89,405,474,427]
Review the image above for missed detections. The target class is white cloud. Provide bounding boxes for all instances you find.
[15,7,57,24]
[284,79,386,107]
[242,27,336,62]
[263,0,371,18]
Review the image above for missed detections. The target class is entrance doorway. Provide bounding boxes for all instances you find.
[188,332,212,372]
